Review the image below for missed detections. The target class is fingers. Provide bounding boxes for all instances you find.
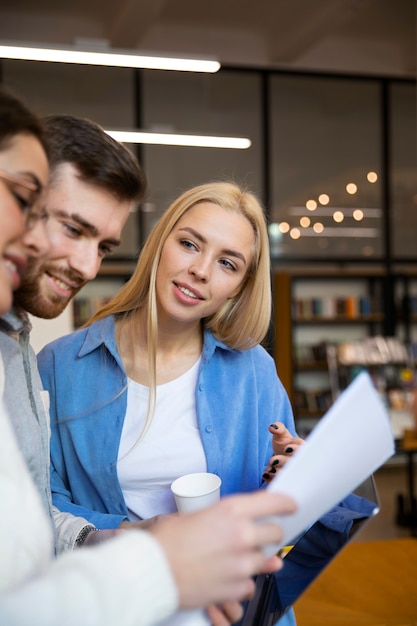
[150,491,296,609]
[268,422,304,458]
[268,422,304,447]
[256,554,284,574]
[262,445,301,483]
[268,421,303,442]
[207,601,244,625]
[262,443,301,483]
[262,455,284,483]
[247,519,286,552]
[219,490,297,521]
[206,604,231,626]
[213,492,296,565]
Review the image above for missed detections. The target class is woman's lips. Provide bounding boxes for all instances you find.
[174,281,205,302]
[174,283,205,300]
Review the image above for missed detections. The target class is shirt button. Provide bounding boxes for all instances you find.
[205,425,213,433]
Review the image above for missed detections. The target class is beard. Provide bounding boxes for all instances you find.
[14,259,84,319]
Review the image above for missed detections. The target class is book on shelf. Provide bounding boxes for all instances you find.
[293,387,333,414]
[328,337,415,417]
[293,294,379,319]
[295,341,329,364]
[337,336,409,366]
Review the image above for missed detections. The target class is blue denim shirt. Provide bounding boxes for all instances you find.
[38,315,296,527]
[38,316,297,625]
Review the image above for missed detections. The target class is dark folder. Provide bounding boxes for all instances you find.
[239,475,380,626]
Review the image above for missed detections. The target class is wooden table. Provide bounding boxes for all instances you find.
[293,538,417,625]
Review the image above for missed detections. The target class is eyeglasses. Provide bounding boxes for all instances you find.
[0,168,46,229]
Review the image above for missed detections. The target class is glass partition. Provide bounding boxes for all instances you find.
[269,74,383,260]
[1,60,415,263]
[140,69,263,238]
[390,81,417,259]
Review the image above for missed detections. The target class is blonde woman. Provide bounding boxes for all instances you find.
[39,181,300,626]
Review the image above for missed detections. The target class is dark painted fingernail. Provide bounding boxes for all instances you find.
[285,447,294,454]
[270,467,277,474]
[269,424,279,430]
[272,459,280,466]
[262,472,270,481]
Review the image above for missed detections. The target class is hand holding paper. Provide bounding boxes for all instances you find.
[264,371,395,556]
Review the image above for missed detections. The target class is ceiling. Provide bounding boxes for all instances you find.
[0,0,415,77]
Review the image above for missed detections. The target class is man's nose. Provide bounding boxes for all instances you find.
[68,245,101,282]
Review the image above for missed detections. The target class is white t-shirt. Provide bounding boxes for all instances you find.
[117,357,210,626]
[117,357,207,520]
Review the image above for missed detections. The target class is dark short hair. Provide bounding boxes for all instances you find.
[43,114,146,207]
[0,87,49,155]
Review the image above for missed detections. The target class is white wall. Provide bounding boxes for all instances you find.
[29,308,73,355]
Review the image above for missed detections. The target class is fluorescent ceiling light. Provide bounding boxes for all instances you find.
[106,130,251,149]
[0,43,220,72]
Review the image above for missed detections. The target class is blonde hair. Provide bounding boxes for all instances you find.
[88,181,272,430]
[90,180,271,342]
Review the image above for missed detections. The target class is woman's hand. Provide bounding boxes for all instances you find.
[262,422,304,484]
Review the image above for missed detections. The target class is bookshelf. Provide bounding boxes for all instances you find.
[273,270,387,437]
[272,269,417,440]
[327,337,414,436]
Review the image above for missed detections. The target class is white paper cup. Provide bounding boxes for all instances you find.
[171,472,221,513]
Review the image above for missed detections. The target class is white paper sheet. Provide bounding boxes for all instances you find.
[265,371,395,556]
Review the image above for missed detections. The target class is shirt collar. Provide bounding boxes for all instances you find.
[78,315,119,358]
[201,327,235,362]
[78,316,235,364]
[0,307,31,337]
